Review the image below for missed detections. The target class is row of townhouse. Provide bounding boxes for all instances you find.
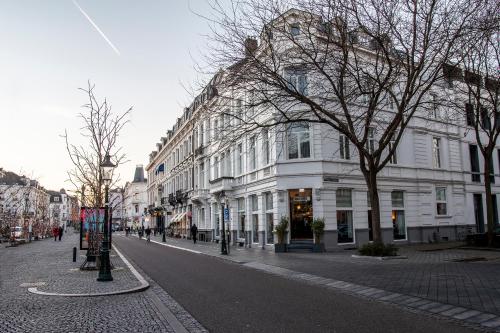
[146,90,500,250]
[0,169,79,239]
[145,10,499,251]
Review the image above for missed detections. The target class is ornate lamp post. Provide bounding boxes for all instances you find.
[97,154,116,282]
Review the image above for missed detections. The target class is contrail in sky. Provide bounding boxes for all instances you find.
[72,0,121,56]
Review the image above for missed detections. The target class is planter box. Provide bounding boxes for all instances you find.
[274,243,288,253]
[312,243,325,253]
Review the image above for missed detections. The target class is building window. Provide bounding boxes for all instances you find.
[430,94,438,118]
[432,137,441,168]
[214,156,219,179]
[389,135,397,164]
[391,191,406,240]
[336,189,353,243]
[287,123,311,159]
[199,162,205,188]
[238,198,246,240]
[249,136,256,171]
[481,107,491,131]
[436,187,447,215]
[214,119,219,140]
[339,134,350,160]
[135,205,139,214]
[251,195,259,243]
[290,23,300,36]
[236,143,243,175]
[470,144,480,182]
[466,103,475,126]
[367,127,375,154]
[264,192,274,244]
[285,68,307,94]
[262,129,270,165]
[234,99,242,125]
[489,157,495,184]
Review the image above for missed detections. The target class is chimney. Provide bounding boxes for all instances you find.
[244,37,258,57]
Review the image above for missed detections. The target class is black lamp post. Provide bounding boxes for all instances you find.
[162,211,166,242]
[97,153,115,282]
[220,191,228,255]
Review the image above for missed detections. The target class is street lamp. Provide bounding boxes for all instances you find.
[97,153,115,282]
[220,191,228,255]
[23,191,30,242]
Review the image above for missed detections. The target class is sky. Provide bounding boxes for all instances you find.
[0,0,218,193]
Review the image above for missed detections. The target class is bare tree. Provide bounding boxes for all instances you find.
[198,0,479,243]
[454,4,500,246]
[63,82,131,208]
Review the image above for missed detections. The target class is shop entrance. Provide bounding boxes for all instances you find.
[289,189,313,240]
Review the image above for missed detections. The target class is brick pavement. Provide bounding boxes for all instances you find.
[135,232,500,331]
[0,229,207,333]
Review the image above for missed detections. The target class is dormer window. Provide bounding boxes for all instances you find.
[290,23,300,36]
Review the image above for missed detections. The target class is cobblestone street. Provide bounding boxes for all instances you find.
[0,230,206,333]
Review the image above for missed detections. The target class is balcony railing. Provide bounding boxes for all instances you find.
[194,146,204,157]
[168,193,176,206]
[209,176,234,194]
[175,190,188,204]
[190,189,209,202]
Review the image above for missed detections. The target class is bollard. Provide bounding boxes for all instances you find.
[73,247,77,262]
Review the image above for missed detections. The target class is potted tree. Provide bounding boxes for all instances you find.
[274,216,289,253]
[311,217,326,252]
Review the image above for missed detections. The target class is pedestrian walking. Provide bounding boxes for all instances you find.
[145,227,151,242]
[52,226,59,241]
[190,224,198,244]
[58,226,63,241]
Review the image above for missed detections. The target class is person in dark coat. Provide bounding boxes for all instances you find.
[145,226,151,242]
[190,224,198,244]
[52,227,59,241]
[58,226,63,241]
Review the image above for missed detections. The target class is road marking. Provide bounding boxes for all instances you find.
[124,235,202,254]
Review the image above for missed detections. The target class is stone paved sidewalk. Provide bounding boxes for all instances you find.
[0,229,207,333]
[135,232,500,329]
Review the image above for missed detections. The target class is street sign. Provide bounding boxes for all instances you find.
[224,207,229,221]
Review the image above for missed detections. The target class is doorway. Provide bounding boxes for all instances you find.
[289,189,313,239]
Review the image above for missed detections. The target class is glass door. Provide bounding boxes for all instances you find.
[289,189,313,239]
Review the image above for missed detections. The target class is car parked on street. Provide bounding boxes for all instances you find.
[11,226,23,239]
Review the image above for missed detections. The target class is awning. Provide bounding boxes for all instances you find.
[170,214,179,223]
[176,212,186,222]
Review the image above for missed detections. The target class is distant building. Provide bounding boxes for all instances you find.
[124,165,148,229]
[0,170,51,238]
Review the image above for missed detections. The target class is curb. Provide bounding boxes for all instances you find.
[351,254,408,260]
[28,245,149,297]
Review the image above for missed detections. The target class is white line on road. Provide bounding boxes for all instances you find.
[123,234,203,254]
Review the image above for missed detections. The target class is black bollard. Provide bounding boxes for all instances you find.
[73,247,77,262]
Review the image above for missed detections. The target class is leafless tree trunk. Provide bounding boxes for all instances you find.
[454,4,500,246]
[63,82,131,208]
[198,0,479,243]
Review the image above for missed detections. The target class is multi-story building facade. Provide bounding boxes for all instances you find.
[123,165,148,229]
[146,10,499,250]
[0,170,51,239]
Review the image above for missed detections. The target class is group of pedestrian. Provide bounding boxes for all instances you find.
[52,226,64,241]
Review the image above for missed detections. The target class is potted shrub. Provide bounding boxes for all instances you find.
[274,216,289,253]
[311,217,326,252]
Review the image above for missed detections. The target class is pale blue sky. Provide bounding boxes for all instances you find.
[0,0,216,192]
